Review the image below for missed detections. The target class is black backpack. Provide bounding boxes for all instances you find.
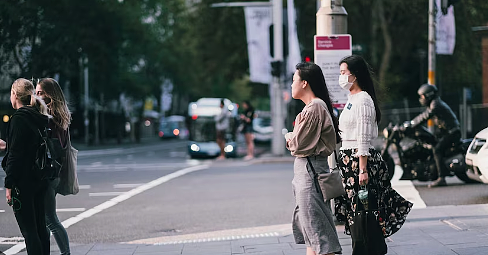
[32,126,64,180]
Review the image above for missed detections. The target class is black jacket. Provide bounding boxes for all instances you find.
[411,97,460,134]
[2,106,49,189]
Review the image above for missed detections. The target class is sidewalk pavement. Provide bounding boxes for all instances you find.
[17,203,488,255]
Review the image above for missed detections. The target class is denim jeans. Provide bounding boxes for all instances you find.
[45,178,71,255]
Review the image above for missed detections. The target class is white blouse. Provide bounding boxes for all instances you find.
[339,91,378,156]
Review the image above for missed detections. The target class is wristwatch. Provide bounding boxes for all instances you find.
[359,169,367,174]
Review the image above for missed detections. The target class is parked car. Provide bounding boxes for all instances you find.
[466,127,488,183]
[158,115,189,140]
[253,111,272,143]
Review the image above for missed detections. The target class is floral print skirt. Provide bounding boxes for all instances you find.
[334,148,413,237]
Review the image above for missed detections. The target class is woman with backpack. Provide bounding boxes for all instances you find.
[3,78,51,255]
[36,78,72,255]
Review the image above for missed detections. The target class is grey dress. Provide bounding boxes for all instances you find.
[287,99,342,254]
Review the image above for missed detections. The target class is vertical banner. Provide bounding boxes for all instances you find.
[287,0,301,76]
[436,0,456,55]
[244,7,273,84]
[314,35,352,109]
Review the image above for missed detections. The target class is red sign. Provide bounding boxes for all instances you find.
[315,36,351,50]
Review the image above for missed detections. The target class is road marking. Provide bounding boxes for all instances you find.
[0,210,5,213]
[0,237,24,245]
[89,192,125,197]
[78,185,91,190]
[56,208,86,212]
[127,224,290,245]
[441,219,465,231]
[77,163,189,172]
[391,165,427,209]
[2,164,209,255]
[156,232,281,245]
[113,183,142,189]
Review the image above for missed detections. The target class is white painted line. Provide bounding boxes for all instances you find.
[3,164,209,255]
[0,187,3,190]
[128,224,290,245]
[89,192,125,197]
[391,165,427,209]
[0,210,5,213]
[78,185,91,190]
[113,183,142,189]
[56,208,85,212]
[0,237,24,245]
[154,232,281,245]
[441,219,464,231]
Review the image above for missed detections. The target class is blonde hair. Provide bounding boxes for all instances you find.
[12,78,49,116]
[37,78,71,130]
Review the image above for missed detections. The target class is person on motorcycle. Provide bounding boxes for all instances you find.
[408,84,461,188]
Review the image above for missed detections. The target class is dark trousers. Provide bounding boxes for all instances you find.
[14,181,50,255]
[45,178,71,255]
[434,130,461,178]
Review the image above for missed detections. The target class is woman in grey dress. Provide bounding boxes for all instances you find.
[285,62,342,255]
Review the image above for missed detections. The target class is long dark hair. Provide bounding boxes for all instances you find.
[339,55,381,123]
[295,62,341,143]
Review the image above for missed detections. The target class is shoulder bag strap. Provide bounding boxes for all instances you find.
[305,157,322,194]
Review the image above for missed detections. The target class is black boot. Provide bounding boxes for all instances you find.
[428,177,447,188]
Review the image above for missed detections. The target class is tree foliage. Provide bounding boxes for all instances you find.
[294,0,488,106]
[1,0,487,114]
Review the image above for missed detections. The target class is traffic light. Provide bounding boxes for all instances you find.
[441,0,459,15]
[304,56,311,62]
[271,61,282,77]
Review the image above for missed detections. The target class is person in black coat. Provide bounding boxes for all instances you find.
[2,78,51,255]
[410,84,461,187]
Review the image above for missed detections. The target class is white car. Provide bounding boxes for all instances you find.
[466,127,488,183]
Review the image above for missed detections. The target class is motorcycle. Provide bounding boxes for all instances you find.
[381,122,475,183]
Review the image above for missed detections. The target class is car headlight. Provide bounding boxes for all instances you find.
[224,145,234,153]
[383,128,389,138]
[190,144,200,152]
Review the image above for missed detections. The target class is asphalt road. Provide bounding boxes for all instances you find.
[1,138,488,253]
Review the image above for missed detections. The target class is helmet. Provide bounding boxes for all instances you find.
[417,84,438,106]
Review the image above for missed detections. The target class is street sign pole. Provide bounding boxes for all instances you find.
[271,0,285,156]
[315,0,349,169]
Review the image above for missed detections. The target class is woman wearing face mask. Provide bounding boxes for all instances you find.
[36,78,72,255]
[333,55,413,255]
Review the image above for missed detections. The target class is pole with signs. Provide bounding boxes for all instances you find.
[314,35,352,109]
[315,0,348,169]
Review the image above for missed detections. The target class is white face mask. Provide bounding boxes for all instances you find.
[338,74,354,91]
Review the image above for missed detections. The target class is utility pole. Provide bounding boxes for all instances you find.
[427,0,436,133]
[271,0,285,156]
[428,0,436,86]
[84,56,90,145]
[316,0,347,35]
[315,0,347,167]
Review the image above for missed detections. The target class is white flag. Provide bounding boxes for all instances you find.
[287,0,301,76]
[436,0,456,55]
[244,7,273,84]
